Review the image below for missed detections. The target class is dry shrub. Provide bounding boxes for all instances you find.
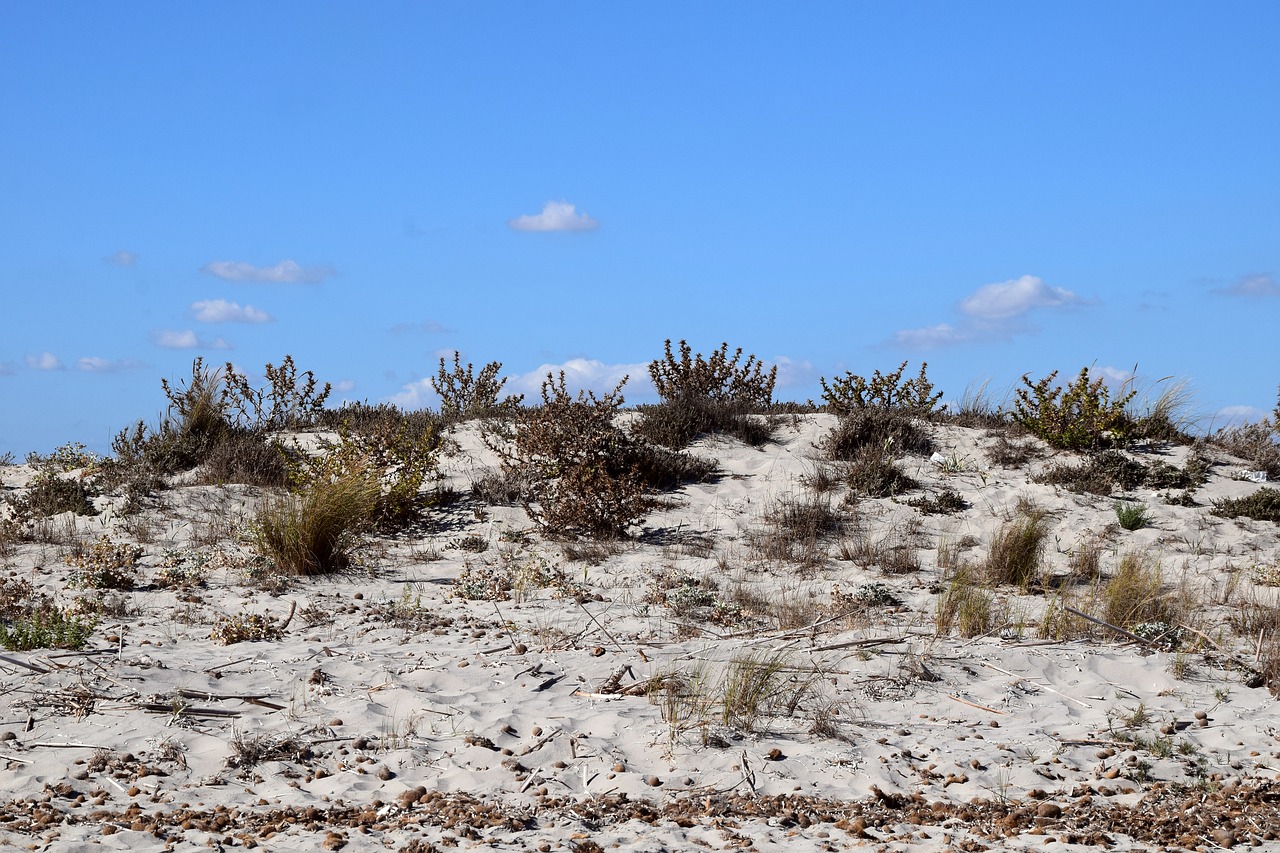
[222,355,331,431]
[819,361,942,417]
[1067,538,1103,580]
[634,340,777,449]
[491,373,649,540]
[837,520,921,574]
[1037,450,1148,496]
[196,430,291,487]
[985,507,1049,588]
[10,472,97,518]
[985,432,1042,468]
[430,352,523,423]
[824,408,933,461]
[844,446,919,498]
[1212,487,1280,523]
[1211,420,1280,480]
[906,488,968,515]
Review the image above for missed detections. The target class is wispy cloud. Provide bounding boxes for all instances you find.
[508,358,650,398]
[508,201,599,233]
[200,259,335,284]
[770,355,818,390]
[152,330,231,350]
[191,299,273,323]
[334,379,356,393]
[103,250,138,267]
[389,320,453,334]
[0,361,16,376]
[76,356,144,373]
[893,275,1084,349]
[25,352,64,370]
[1214,273,1280,298]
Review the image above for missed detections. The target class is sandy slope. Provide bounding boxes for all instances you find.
[1,415,1278,851]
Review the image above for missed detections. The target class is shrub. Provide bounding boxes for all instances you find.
[907,488,969,515]
[985,507,1049,588]
[1037,450,1148,496]
[824,407,934,461]
[210,610,287,644]
[222,355,331,431]
[635,340,777,448]
[26,442,100,472]
[491,373,649,540]
[820,361,942,418]
[1211,487,1280,523]
[65,536,142,590]
[844,446,919,498]
[1013,368,1137,451]
[750,495,847,567]
[196,429,292,488]
[11,471,97,518]
[1211,421,1280,481]
[935,568,994,638]
[252,465,380,575]
[430,353,523,422]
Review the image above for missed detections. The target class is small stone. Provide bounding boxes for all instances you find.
[127,786,140,797]
[1036,802,1061,818]
[531,726,543,737]
[644,775,662,787]
[329,718,343,727]
[376,766,394,781]
[0,732,15,742]
[353,592,363,600]
[458,660,470,668]
[514,643,528,655]
[1211,829,1237,848]
[591,646,605,657]
[612,763,626,773]
[1194,710,1208,720]
[398,786,427,808]
[766,748,784,761]
[989,720,1000,728]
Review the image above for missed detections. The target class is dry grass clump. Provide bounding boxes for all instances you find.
[1099,552,1189,638]
[1037,450,1148,496]
[490,374,650,540]
[837,519,922,574]
[1212,487,1280,523]
[843,446,919,498]
[194,429,292,487]
[824,407,934,461]
[1122,376,1200,445]
[1067,538,1104,580]
[935,567,995,638]
[430,352,523,424]
[984,432,1043,468]
[984,506,1049,588]
[721,650,820,733]
[253,466,380,576]
[749,495,848,567]
[906,488,968,515]
[634,340,778,449]
[1210,416,1280,481]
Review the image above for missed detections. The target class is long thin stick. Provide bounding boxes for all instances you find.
[1062,606,1151,646]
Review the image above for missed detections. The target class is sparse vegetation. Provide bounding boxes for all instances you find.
[1212,487,1280,523]
[1114,501,1152,531]
[430,352,523,423]
[253,465,380,575]
[820,361,942,418]
[984,505,1049,588]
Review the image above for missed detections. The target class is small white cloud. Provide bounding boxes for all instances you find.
[959,275,1083,320]
[200,259,335,284]
[388,378,436,410]
[334,379,356,393]
[76,356,144,373]
[25,352,63,370]
[103,250,138,267]
[191,299,272,323]
[769,356,818,390]
[891,323,973,349]
[508,358,650,398]
[152,330,232,350]
[508,201,599,233]
[1215,405,1270,424]
[1215,273,1280,298]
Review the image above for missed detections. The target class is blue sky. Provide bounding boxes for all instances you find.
[2,3,1278,456]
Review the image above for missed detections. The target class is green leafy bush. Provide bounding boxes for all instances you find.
[10,471,97,518]
[1114,501,1152,531]
[820,361,942,417]
[0,607,95,651]
[635,340,777,449]
[1013,368,1137,451]
[1212,488,1280,523]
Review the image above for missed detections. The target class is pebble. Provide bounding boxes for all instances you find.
[1036,802,1061,818]
[766,748,784,761]
[644,775,662,787]
[531,726,543,737]
[591,646,605,657]
[376,766,394,781]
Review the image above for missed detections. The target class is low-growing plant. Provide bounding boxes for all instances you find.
[907,488,969,515]
[10,471,97,518]
[824,407,934,461]
[210,610,287,644]
[1013,367,1137,451]
[635,340,777,449]
[1211,487,1280,523]
[844,446,919,498]
[984,432,1042,468]
[430,352,523,423]
[26,442,100,472]
[820,361,942,418]
[65,535,142,590]
[1067,539,1103,580]
[721,650,820,733]
[1123,375,1199,444]
[749,495,847,567]
[0,606,95,651]
[1037,450,1148,496]
[985,506,1049,588]
[1211,421,1280,481]
[1114,500,1151,531]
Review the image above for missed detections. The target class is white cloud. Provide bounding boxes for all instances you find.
[334,379,356,393]
[959,275,1083,320]
[1215,405,1270,424]
[200,259,335,284]
[103,250,138,267]
[1215,273,1280,298]
[153,330,231,350]
[509,358,650,399]
[25,352,63,370]
[0,361,15,376]
[770,356,818,390]
[508,201,599,233]
[191,299,272,323]
[892,275,1085,349]
[76,356,144,373]
[387,378,436,410]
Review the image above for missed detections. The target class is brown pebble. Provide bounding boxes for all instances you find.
[612,762,626,773]
[458,660,469,668]
[1103,767,1120,779]
[1194,709,1208,720]
[591,646,605,657]
[989,720,999,728]
[127,786,140,797]
[376,766,394,781]
[353,592,363,600]
[329,718,343,727]
[531,726,543,737]
[102,825,118,835]
[644,775,662,787]
[398,786,427,808]
[514,643,528,655]
[0,732,14,741]
[766,748,784,761]
[1211,829,1236,848]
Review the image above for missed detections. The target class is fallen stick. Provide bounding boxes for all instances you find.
[0,654,48,674]
[809,636,907,653]
[947,694,1006,715]
[1062,606,1153,646]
